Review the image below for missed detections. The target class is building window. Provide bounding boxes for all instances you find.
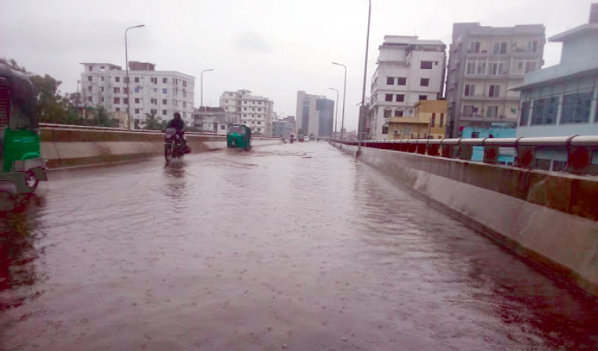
[440,113,444,127]
[151,98,157,105]
[532,97,558,125]
[420,61,433,69]
[468,41,481,53]
[561,92,592,124]
[100,87,104,92]
[387,77,394,85]
[124,87,129,94]
[161,99,167,105]
[135,87,140,93]
[151,109,157,115]
[464,84,475,96]
[163,110,167,115]
[488,85,500,97]
[394,110,404,117]
[463,105,477,117]
[493,42,508,54]
[527,40,538,52]
[116,108,120,112]
[520,101,530,126]
[151,77,157,84]
[135,98,140,104]
[101,97,104,102]
[221,125,226,130]
[135,77,140,83]
[397,77,407,85]
[114,87,120,94]
[88,97,92,102]
[385,94,393,102]
[396,94,405,102]
[525,62,538,73]
[88,65,93,71]
[431,113,436,126]
[257,121,261,125]
[489,62,507,76]
[183,102,187,108]
[101,77,104,82]
[135,109,140,114]
[419,95,427,101]
[114,97,120,104]
[384,109,392,118]
[257,128,261,132]
[420,78,430,87]
[87,86,92,92]
[486,106,499,118]
[163,78,168,83]
[115,77,120,82]
[403,126,412,135]
[471,131,480,138]
[382,126,388,134]
[87,76,92,82]
[163,88,168,94]
[124,98,128,104]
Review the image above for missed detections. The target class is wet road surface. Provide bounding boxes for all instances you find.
[1,142,598,350]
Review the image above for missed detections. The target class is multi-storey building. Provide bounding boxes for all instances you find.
[80,62,195,129]
[194,107,236,135]
[512,4,598,172]
[220,90,273,136]
[272,119,294,138]
[367,36,446,140]
[445,23,545,137]
[295,91,334,138]
[387,100,447,140]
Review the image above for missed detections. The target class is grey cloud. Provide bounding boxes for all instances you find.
[234,31,271,53]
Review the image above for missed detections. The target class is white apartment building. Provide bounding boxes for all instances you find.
[368,36,446,140]
[220,89,274,136]
[80,62,195,129]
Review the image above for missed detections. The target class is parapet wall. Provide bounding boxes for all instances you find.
[332,142,598,297]
[40,126,281,169]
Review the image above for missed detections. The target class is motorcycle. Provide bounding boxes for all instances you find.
[164,128,187,164]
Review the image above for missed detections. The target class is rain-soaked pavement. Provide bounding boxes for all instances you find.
[1,142,598,351]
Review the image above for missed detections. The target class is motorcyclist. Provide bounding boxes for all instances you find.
[165,112,189,153]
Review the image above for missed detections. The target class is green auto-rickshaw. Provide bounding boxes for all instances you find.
[227,124,251,150]
[0,62,47,193]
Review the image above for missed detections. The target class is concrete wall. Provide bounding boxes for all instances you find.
[40,127,281,169]
[332,142,598,297]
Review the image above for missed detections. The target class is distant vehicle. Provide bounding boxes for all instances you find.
[289,133,295,144]
[227,124,251,150]
[164,127,186,164]
[0,62,48,193]
[298,135,305,142]
[304,136,309,142]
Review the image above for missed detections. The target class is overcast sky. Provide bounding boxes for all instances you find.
[2,0,594,130]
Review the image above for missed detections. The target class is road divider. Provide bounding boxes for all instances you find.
[40,126,282,169]
[331,141,598,298]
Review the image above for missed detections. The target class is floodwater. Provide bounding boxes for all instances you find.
[1,142,597,350]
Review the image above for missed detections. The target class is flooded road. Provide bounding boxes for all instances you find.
[1,142,598,350]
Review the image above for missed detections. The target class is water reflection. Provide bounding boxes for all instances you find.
[163,160,187,201]
[0,191,46,311]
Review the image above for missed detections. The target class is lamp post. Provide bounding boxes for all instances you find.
[125,24,145,130]
[332,62,347,140]
[328,87,339,139]
[200,68,214,109]
[358,0,372,152]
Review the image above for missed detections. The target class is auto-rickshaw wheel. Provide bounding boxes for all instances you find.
[16,170,38,194]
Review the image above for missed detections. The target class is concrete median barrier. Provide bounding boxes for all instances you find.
[40,127,282,169]
[331,141,598,297]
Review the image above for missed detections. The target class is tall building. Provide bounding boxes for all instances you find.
[220,89,273,136]
[511,3,598,171]
[445,23,546,137]
[367,36,446,140]
[272,120,294,138]
[295,91,334,138]
[80,62,195,129]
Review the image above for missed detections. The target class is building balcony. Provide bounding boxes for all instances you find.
[460,115,517,124]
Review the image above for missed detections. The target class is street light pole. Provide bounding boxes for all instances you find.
[332,62,347,140]
[200,68,214,109]
[358,0,372,153]
[125,24,145,130]
[328,87,339,138]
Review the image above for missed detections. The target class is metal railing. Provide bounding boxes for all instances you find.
[331,136,598,175]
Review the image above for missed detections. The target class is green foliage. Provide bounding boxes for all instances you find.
[143,112,166,130]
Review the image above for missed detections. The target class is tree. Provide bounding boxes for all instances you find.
[29,74,68,124]
[143,112,165,130]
